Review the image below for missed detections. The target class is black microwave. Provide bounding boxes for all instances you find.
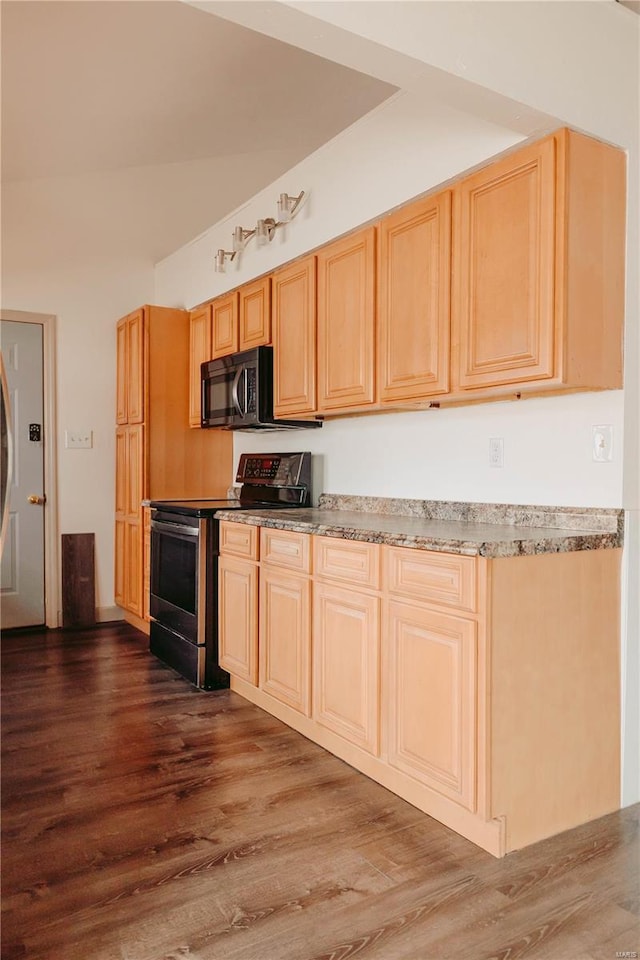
[201,345,322,431]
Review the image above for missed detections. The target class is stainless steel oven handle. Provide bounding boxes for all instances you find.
[151,518,199,536]
[231,366,245,417]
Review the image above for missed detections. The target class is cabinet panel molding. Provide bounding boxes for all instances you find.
[317,226,376,411]
[385,547,477,613]
[212,291,239,359]
[240,276,271,350]
[273,256,317,417]
[386,599,477,811]
[218,556,258,684]
[314,537,380,590]
[220,521,259,560]
[188,305,212,428]
[260,568,311,715]
[313,581,380,755]
[378,191,451,402]
[261,528,310,573]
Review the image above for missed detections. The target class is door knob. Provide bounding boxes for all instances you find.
[28,495,46,506]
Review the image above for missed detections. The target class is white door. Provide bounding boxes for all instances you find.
[1,320,45,628]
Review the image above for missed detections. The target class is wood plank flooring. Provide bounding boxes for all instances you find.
[2,623,638,960]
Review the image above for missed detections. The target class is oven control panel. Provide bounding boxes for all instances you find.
[236,452,310,488]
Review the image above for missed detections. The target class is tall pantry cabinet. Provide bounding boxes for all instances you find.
[115,305,232,629]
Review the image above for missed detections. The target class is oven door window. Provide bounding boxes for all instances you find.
[151,529,197,614]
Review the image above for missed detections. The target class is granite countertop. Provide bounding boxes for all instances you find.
[214,495,623,559]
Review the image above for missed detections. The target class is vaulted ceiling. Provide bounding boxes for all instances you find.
[0,0,395,257]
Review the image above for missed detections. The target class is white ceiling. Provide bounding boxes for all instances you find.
[1,0,395,256]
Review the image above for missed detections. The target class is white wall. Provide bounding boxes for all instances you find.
[1,173,157,618]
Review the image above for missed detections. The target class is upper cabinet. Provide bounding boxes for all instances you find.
[188,304,211,428]
[239,275,271,351]
[211,291,239,360]
[317,226,377,412]
[451,129,625,399]
[116,308,145,425]
[189,127,625,424]
[272,255,317,418]
[378,191,451,403]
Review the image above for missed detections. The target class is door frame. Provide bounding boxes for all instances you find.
[1,309,59,628]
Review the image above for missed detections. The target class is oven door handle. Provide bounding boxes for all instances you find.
[151,519,199,537]
[231,366,246,417]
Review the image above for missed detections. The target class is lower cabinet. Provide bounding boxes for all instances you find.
[313,581,380,755]
[260,567,311,715]
[385,599,477,811]
[218,521,622,858]
[218,555,258,684]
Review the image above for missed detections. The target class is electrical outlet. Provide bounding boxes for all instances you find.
[65,430,93,449]
[592,425,613,462]
[489,437,504,468]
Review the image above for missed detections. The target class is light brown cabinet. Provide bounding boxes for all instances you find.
[116,308,145,425]
[218,555,259,684]
[385,599,477,811]
[451,128,625,400]
[259,529,311,715]
[272,256,317,418]
[218,521,259,683]
[188,305,211,428]
[378,191,451,403]
[222,519,621,858]
[313,581,380,755]
[239,276,271,351]
[260,566,311,715]
[114,305,232,628]
[211,290,239,360]
[317,226,376,412]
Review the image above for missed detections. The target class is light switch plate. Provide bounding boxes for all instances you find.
[592,425,613,462]
[65,430,93,449]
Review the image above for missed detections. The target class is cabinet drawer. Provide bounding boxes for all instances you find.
[261,528,310,573]
[314,537,380,590]
[385,547,477,613]
[219,521,259,560]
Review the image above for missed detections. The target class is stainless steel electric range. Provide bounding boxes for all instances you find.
[148,452,311,689]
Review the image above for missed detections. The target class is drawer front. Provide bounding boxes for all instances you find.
[219,521,259,560]
[385,547,477,612]
[314,537,381,590]
[261,528,311,573]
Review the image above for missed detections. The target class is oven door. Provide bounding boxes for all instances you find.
[150,515,202,644]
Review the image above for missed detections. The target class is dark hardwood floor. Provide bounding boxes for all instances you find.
[1,623,638,960]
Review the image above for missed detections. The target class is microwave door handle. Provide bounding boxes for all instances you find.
[231,367,245,417]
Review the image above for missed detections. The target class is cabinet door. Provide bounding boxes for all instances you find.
[218,556,258,684]
[273,257,317,417]
[239,276,271,351]
[313,581,380,755]
[116,319,128,424]
[124,520,143,616]
[125,424,144,521]
[188,305,211,428]
[212,292,239,359]
[317,226,376,411]
[453,136,556,390]
[260,568,310,715]
[126,309,145,423]
[385,600,477,811]
[378,192,451,402]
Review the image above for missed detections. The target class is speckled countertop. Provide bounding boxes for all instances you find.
[214,495,623,559]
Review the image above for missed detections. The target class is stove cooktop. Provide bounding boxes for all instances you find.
[149,499,248,517]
